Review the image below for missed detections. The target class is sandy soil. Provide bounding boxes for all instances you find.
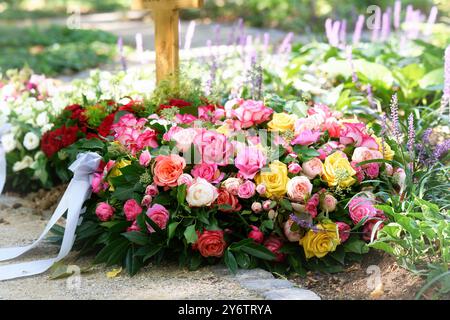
[0,193,260,300]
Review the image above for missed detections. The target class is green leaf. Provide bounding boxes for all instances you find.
[369,241,396,255]
[94,238,128,264]
[229,238,254,250]
[344,238,369,254]
[177,184,187,205]
[279,198,293,211]
[168,222,179,240]
[121,231,149,246]
[143,246,163,262]
[235,251,251,269]
[224,250,238,274]
[240,243,276,261]
[184,225,198,244]
[418,68,443,90]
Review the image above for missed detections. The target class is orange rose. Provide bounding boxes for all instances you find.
[194,230,227,258]
[153,154,186,187]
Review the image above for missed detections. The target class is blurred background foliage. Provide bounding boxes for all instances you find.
[0,1,448,33]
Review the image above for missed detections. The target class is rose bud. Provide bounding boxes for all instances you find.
[288,162,302,174]
[262,200,272,211]
[141,195,153,207]
[256,183,267,195]
[248,225,264,244]
[320,193,337,212]
[268,209,278,220]
[251,202,263,213]
[145,184,159,196]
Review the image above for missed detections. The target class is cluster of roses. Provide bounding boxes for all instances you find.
[40,99,144,158]
[89,98,400,265]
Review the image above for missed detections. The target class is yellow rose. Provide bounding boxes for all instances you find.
[255,161,289,198]
[267,113,297,132]
[322,151,356,188]
[374,136,394,161]
[300,222,340,259]
[108,159,131,191]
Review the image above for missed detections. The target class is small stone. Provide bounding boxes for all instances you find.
[264,288,321,300]
[234,269,274,281]
[12,203,22,209]
[240,279,293,293]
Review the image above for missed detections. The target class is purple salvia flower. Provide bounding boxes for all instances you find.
[441,46,450,115]
[117,37,127,72]
[184,20,196,50]
[325,18,333,44]
[331,20,341,47]
[394,0,402,30]
[353,15,365,45]
[422,128,433,145]
[277,32,294,55]
[424,6,438,36]
[346,45,358,84]
[366,84,374,108]
[390,93,400,142]
[289,214,317,232]
[339,20,347,44]
[381,11,391,41]
[407,113,415,154]
[371,7,381,42]
[431,139,450,165]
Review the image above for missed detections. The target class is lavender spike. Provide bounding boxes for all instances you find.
[394,0,402,30]
[441,46,450,114]
[339,20,347,44]
[381,11,391,41]
[371,7,381,42]
[390,93,400,143]
[407,114,415,155]
[263,32,270,55]
[325,18,333,44]
[135,33,144,64]
[424,6,438,36]
[353,15,365,45]
[277,32,294,54]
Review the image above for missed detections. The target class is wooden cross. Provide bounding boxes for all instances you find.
[132,0,204,84]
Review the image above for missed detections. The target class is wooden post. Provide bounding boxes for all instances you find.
[135,0,204,84]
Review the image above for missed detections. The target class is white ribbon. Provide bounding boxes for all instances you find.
[0,123,12,195]
[0,152,101,281]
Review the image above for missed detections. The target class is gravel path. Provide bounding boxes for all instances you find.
[0,195,260,300]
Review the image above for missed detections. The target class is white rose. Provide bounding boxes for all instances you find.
[13,156,34,172]
[286,176,312,202]
[1,133,17,152]
[23,132,40,150]
[222,177,242,195]
[36,112,49,127]
[186,178,218,207]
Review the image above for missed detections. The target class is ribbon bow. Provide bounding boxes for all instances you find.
[0,123,12,195]
[0,152,101,281]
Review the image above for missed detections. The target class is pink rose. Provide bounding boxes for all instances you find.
[284,219,301,242]
[256,184,267,195]
[237,180,256,199]
[248,225,264,244]
[288,162,302,174]
[264,236,286,262]
[233,99,273,128]
[198,105,216,121]
[92,173,107,194]
[320,193,337,212]
[286,176,313,202]
[175,113,197,124]
[263,200,272,211]
[234,146,266,179]
[251,202,262,213]
[348,197,379,224]
[365,163,380,179]
[340,122,379,149]
[291,130,321,146]
[95,202,115,221]
[139,150,152,167]
[163,125,182,142]
[322,117,341,138]
[302,157,323,179]
[177,173,194,187]
[141,195,152,207]
[171,128,198,152]
[127,221,141,232]
[191,163,224,183]
[222,178,242,195]
[146,204,170,231]
[336,222,351,243]
[123,199,143,221]
[194,129,233,166]
[362,216,386,242]
[352,147,383,164]
[145,184,159,196]
[305,193,320,218]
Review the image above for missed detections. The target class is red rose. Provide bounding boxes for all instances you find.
[215,188,241,212]
[119,99,143,113]
[41,125,81,158]
[97,113,116,138]
[158,98,192,111]
[264,235,286,262]
[193,230,227,258]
